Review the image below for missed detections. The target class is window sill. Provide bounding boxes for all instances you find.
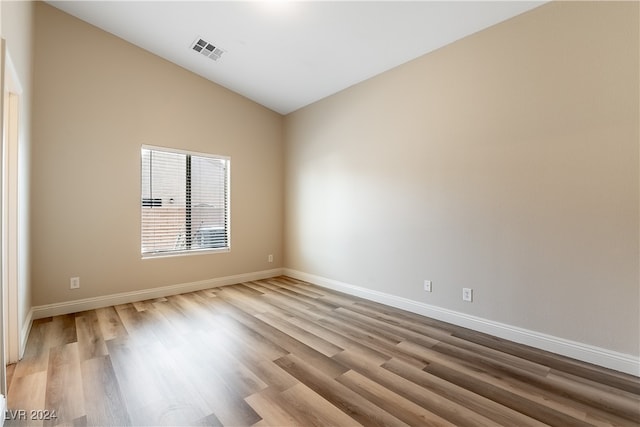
[141,247,230,259]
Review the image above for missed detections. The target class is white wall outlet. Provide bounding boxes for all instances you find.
[268,254,273,263]
[462,287,473,302]
[423,280,432,292]
[70,277,80,289]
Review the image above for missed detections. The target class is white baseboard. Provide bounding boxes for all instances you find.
[283,268,640,377]
[31,268,284,320]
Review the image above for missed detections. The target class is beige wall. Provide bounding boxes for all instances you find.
[26,0,640,360]
[284,1,639,356]
[2,0,34,351]
[31,3,283,306]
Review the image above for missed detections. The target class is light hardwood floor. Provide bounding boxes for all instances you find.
[5,276,640,426]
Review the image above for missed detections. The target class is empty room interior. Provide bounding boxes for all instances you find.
[0,0,638,426]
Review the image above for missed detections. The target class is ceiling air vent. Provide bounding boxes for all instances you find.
[191,37,225,61]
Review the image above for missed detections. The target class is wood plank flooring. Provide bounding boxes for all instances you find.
[5,276,640,426]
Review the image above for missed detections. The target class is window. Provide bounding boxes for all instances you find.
[141,146,230,257]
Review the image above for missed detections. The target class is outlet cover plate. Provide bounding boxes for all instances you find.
[423,280,432,292]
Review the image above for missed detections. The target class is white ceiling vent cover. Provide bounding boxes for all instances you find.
[191,37,225,61]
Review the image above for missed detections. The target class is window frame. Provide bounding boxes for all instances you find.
[140,144,231,259]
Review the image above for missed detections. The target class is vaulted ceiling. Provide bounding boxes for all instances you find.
[47,1,545,114]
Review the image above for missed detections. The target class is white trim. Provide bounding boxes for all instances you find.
[19,307,32,360]
[0,393,5,427]
[2,47,21,366]
[141,144,230,162]
[4,50,22,94]
[283,268,640,377]
[141,246,230,260]
[32,268,283,320]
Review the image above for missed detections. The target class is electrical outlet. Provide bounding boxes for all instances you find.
[462,288,473,302]
[268,254,273,263]
[70,277,80,290]
[423,280,432,292]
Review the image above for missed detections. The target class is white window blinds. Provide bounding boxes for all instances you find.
[141,146,230,257]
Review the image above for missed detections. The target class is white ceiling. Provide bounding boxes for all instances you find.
[46,1,545,115]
